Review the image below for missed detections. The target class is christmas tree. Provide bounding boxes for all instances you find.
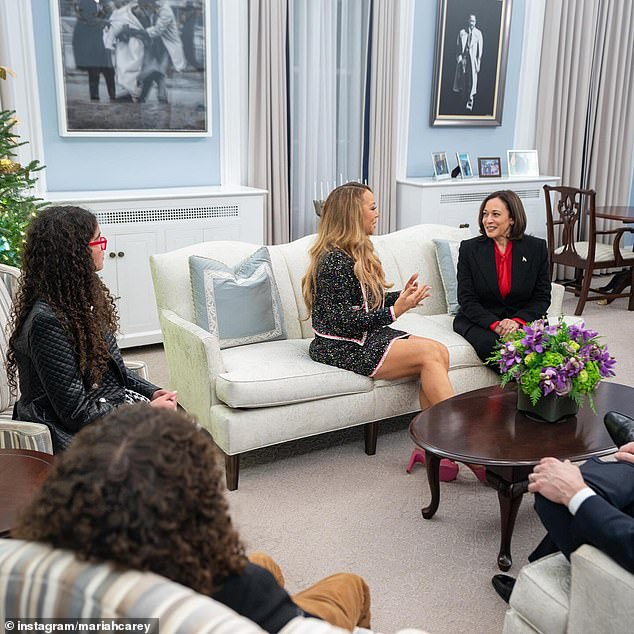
[0,66,44,266]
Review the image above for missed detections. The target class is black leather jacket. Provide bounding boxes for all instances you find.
[12,301,158,450]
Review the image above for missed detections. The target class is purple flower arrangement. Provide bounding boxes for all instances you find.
[488,317,616,410]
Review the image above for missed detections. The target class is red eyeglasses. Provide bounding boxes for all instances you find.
[88,236,108,251]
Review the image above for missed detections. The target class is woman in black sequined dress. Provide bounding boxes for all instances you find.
[302,183,454,410]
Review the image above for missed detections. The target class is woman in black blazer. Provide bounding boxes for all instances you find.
[453,190,551,364]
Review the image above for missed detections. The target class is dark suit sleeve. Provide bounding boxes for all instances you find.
[456,240,499,329]
[573,495,634,574]
[514,238,551,322]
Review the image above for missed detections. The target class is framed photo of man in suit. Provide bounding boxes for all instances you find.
[430,0,513,127]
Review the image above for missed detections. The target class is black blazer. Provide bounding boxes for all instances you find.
[453,234,551,334]
[574,495,634,573]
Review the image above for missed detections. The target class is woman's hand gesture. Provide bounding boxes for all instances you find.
[394,273,431,318]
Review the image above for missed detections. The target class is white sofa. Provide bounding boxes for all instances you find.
[0,538,427,634]
[150,224,564,489]
[502,545,634,633]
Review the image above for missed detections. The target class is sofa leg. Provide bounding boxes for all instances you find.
[364,422,378,455]
[224,453,240,491]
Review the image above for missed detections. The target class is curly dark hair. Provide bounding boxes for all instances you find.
[14,406,247,593]
[6,206,118,392]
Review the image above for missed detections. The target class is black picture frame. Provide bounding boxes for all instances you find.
[50,0,211,136]
[477,156,501,178]
[430,0,512,127]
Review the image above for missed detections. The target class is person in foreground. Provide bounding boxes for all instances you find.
[301,183,476,481]
[453,190,551,365]
[6,206,177,451]
[14,406,371,633]
[491,410,634,603]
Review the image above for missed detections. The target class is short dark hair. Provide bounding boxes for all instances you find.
[478,190,527,240]
[14,406,247,594]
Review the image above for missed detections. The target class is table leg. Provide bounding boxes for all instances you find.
[421,451,440,519]
[496,482,525,571]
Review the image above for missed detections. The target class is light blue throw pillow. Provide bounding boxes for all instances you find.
[190,247,286,349]
[433,239,460,315]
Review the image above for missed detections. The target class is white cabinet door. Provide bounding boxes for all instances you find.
[109,232,161,344]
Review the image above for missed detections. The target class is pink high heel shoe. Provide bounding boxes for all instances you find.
[406,448,459,482]
[465,463,487,482]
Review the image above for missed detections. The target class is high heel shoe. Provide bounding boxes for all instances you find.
[406,448,459,482]
[465,463,487,482]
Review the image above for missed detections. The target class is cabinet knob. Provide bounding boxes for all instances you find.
[459,223,470,229]
[117,251,125,258]
[109,252,116,258]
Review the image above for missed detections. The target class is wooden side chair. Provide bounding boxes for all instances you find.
[544,184,634,315]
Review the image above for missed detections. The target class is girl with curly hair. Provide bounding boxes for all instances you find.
[6,205,176,450]
[302,182,454,410]
[15,406,372,633]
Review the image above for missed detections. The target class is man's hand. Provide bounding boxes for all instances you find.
[527,457,587,506]
[615,441,634,465]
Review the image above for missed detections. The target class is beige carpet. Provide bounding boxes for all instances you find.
[124,291,634,634]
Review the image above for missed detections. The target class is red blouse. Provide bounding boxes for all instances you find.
[489,241,526,331]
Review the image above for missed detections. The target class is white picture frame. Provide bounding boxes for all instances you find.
[431,151,451,180]
[49,0,211,137]
[456,152,473,178]
[507,150,539,177]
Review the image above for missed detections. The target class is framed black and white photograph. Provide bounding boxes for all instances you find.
[430,0,513,127]
[477,156,501,178]
[431,151,451,180]
[50,0,211,136]
[456,151,473,178]
[507,150,539,177]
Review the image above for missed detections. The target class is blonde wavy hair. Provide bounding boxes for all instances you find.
[302,182,391,313]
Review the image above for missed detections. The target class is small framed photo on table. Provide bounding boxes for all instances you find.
[432,151,451,180]
[507,150,539,177]
[456,152,473,178]
[477,156,502,178]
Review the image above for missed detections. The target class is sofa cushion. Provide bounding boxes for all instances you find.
[190,247,286,349]
[432,239,460,315]
[508,553,571,634]
[390,314,484,369]
[217,339,372,408]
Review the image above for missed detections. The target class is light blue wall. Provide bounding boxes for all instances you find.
[406,0,525,177]
[31,0,221,192]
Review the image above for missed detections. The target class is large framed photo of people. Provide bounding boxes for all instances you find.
[430,0,512,127]
[50,0,210,136]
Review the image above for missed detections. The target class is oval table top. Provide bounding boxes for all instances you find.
[409,382,633,466]
[0,449,55,537]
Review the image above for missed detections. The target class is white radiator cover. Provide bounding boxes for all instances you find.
[45,186,267,348]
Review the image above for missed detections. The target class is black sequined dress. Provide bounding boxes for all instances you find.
[309,250,409,377]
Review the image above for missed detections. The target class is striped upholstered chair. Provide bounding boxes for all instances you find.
[0,539,426,634]
[0,268,53,453]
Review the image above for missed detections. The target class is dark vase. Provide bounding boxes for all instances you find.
[517,390,579,423]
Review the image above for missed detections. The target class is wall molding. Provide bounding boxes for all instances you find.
[218,0,248,186]
[0,0,47,194]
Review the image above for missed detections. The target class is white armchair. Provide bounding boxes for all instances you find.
[503,545,634,633]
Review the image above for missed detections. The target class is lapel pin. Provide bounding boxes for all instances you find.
[522,256,527,262]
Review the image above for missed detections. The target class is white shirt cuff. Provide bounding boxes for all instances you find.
[568,487,596,515]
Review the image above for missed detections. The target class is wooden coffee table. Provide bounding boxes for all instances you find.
[0,449,55,537]
[409,382,633,571]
